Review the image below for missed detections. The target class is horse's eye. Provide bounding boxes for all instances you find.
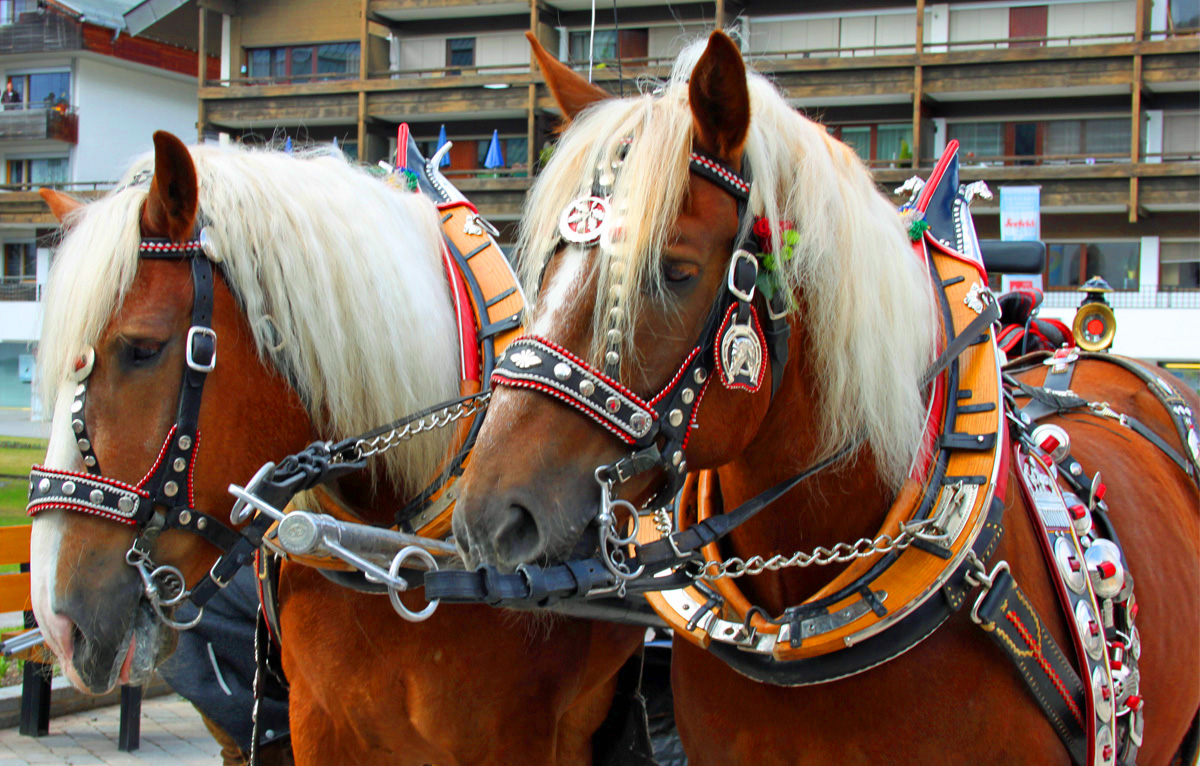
[663,259,699,284]
[125,341,164,366]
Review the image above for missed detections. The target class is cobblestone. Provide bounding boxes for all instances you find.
[0,695,220,765]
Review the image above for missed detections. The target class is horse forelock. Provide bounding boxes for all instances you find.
[38,143,461,490]
[517,35,938,488]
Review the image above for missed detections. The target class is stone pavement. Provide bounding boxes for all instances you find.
[0,693,221,765]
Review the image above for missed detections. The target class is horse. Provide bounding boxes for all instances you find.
[451,31,1200,764]
[28,132,645,765]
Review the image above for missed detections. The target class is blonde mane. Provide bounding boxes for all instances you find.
[39,144,461,488]
[517,38,938,487]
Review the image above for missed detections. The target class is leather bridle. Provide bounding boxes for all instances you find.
[27,233,273,629]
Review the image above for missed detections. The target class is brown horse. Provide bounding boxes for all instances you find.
[29,132,643,764]
[452,32,1199,764]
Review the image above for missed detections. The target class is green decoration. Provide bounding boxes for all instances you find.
[908,218,930,242]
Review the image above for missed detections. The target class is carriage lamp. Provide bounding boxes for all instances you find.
[1073,275,1117,352]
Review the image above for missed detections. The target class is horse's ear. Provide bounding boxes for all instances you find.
[525,30,610,122]
[38,188,83,223]
[688,31,750,164]
[141,131,198,243]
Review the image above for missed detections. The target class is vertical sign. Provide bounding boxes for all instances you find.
[1000,185,1041,241]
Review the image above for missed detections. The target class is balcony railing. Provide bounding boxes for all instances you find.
[1041,285,1200,310]
[0,278,39,302]
[0,105,78,143]
[0,180,113,192]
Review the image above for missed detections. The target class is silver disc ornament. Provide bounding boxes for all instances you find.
[559,196,612,244]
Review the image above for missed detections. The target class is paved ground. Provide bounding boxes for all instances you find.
[0,694,221,765]
[0,410,48,441]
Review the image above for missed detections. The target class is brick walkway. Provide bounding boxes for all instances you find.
[0,694,221,765]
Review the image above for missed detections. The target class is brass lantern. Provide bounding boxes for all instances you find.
[1073,276,1116,352]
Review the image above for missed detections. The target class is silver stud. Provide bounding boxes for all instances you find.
[173,457,187,472]
[608,307,622,322]
[84,456,96,468]
[1070,463,1082,476]
[630,412,651,434]
[606,396,621,413]
[77,438,90,452]
[62,481,75,496]
[605,351,620,368]
[976,435,985,443]
[196,517,208,530]
[678,460,687,473]
[580,380,595,397]
[693,368,707,385]
[681,388,695,404]
[178,435,192,451]
[89,489,103,504]
[199,226,221,262]
[609,284,623,300]
[669,409,683,427]
[606,329,621,345]
[164,481,179,497]
[72,419,84,434]
[70,399,83,414]
[38,478,50,493]
[553,363,572,381]
[73,383,85,397]
[672,451,683,466]
[178,509,192,525]
[1020,412,1031,424]
[598,172,614,187]
[117,496,134,515]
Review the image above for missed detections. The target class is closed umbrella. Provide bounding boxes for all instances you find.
[436,124,451,167]
[483,129,505,169]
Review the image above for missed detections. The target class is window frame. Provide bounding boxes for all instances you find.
[5,156,69,186]
[1043,239,1143,292]
[1158,239,1200,291]
[828,122,913,166]
[446,37,476,71]
[3,241,37,282]
[245,42,360,83]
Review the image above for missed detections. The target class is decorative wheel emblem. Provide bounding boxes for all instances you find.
[510,349,542,369]
[559,196,611,244]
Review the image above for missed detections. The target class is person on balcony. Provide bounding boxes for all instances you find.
[2,80,21,109]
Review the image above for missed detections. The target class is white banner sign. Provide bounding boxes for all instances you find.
[1000,186,1041,242]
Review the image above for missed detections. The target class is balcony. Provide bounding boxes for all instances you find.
[0,105,78,143]
[1040,286,1200,310]
[0,10,82,56]
[0,277,38,302]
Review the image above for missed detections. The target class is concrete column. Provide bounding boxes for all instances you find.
[932,117,947,158]
[1139,236,1159,291]
[220,14,231,84]
[1144,109,1163,163]
[927,3,949,53]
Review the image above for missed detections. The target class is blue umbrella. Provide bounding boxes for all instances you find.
[483,129,504,169]
[284,136,293,154]
[436,124,451,167]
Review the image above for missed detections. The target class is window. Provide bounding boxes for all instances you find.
[6,158,68,186]
[1046,241,1140,290]
[0,0,33,26]
[948,122,1004,163]
[3,242,35,281]
[447,38,475,70]
[568,29,650,63]
[1168,0,1199,31]
[246,43,359,83]
[830,124,911,166]
[1161,241,1200,289]
[4,71,70,109]
[1163,112,1199,160]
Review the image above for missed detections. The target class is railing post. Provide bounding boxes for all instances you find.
[197,5,206,143]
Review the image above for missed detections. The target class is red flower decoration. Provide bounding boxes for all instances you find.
[752,218,795,250]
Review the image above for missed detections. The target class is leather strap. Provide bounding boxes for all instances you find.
[976,568,1089,765]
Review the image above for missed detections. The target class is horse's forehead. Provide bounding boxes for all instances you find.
[108,260,193,330]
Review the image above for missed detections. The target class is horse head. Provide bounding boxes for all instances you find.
[31,132,459,694]
[454,31,937,572]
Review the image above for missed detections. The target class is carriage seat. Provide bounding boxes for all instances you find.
[995,287,1074,354]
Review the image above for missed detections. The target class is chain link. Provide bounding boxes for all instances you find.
[701,518,938,580]
[349,392,491,461]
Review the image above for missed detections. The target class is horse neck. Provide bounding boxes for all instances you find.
[715,330,902,614]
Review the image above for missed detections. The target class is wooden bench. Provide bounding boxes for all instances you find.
[0,524,144,750]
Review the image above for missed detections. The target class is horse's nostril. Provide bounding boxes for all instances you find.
[491,504,542,567]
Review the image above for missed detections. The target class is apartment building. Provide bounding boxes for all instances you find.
[8,0,1200,391]
[0,0,213,411]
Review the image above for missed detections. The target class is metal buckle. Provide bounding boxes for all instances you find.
[966,554,1010,626]
[727,249,758,303]
[766,293,788,321]
[186,326,218,373]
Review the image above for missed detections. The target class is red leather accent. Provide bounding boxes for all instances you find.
[442,241,480,383]
[1040,435,1060,453]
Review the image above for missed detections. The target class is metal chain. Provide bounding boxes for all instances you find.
[701,518,938,580]
[349,392,491,461]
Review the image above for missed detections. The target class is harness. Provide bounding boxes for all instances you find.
[27,235,269,629]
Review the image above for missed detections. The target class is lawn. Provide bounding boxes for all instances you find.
[0,437,46,527]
